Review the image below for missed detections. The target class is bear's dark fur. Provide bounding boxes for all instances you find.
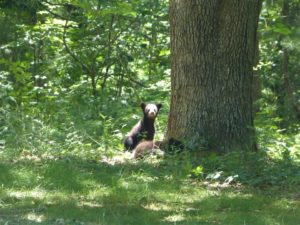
[124,102,162,151]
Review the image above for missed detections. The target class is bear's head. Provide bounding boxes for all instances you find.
[141,102,162,119]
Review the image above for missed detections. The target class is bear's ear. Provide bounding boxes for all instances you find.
[140,102,146,110]
[156,103,162,111]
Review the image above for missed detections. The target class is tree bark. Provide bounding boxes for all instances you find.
[166,0,262,151]
[281,1,300,122]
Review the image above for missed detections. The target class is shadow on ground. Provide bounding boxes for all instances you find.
[0,151,300,225]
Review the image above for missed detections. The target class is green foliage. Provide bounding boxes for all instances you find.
[258,0,300,129]
[192,146,300,188]
[0,0,169,158]
[191,165,204,178]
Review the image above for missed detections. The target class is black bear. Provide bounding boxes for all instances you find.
[124,102,162,151]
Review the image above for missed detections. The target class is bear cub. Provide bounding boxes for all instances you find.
[124,102,162,151]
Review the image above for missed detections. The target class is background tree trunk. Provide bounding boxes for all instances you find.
[281,0,300,122]
[166,0,262,151]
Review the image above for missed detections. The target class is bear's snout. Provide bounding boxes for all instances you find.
[148,111,156,118]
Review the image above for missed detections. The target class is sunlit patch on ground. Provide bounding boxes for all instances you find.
[100,151,134,165]
[8,189,47,200]
[100,150,164,165]
[163,214,185,222]
[143,202,173,212]
[26,213,45,223]
[77,201,103,208]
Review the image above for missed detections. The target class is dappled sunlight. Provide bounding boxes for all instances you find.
[163,214,185,222]
[100,150,164,166]
[1,154,300,224]
[8,189,47,200]
[76,201,104,209]
[26,213,45,223]
[100,151,134,165]
[1,136,300,224]
[143,202,174,212]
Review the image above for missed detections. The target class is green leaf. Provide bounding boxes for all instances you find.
[99,2,137,17]
[273,22,291,35]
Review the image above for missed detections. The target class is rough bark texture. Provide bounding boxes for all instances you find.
[167,0,262,151]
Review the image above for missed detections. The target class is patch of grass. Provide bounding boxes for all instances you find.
[1,148,300,225]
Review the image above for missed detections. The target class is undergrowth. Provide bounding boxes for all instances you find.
[0,123,299,224]
[1,88,300,224]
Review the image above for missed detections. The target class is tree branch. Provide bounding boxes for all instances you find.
[100,15,115,90]
[127,77,147,88]
[62,20,91,73]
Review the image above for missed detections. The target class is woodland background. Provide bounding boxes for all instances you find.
[0,0,300,224]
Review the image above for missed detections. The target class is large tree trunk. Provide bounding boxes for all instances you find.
[166,0,262,151]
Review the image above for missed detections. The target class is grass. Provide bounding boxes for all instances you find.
[1,147,300,225]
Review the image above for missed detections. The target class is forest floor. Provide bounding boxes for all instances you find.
[0,148,300,225]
